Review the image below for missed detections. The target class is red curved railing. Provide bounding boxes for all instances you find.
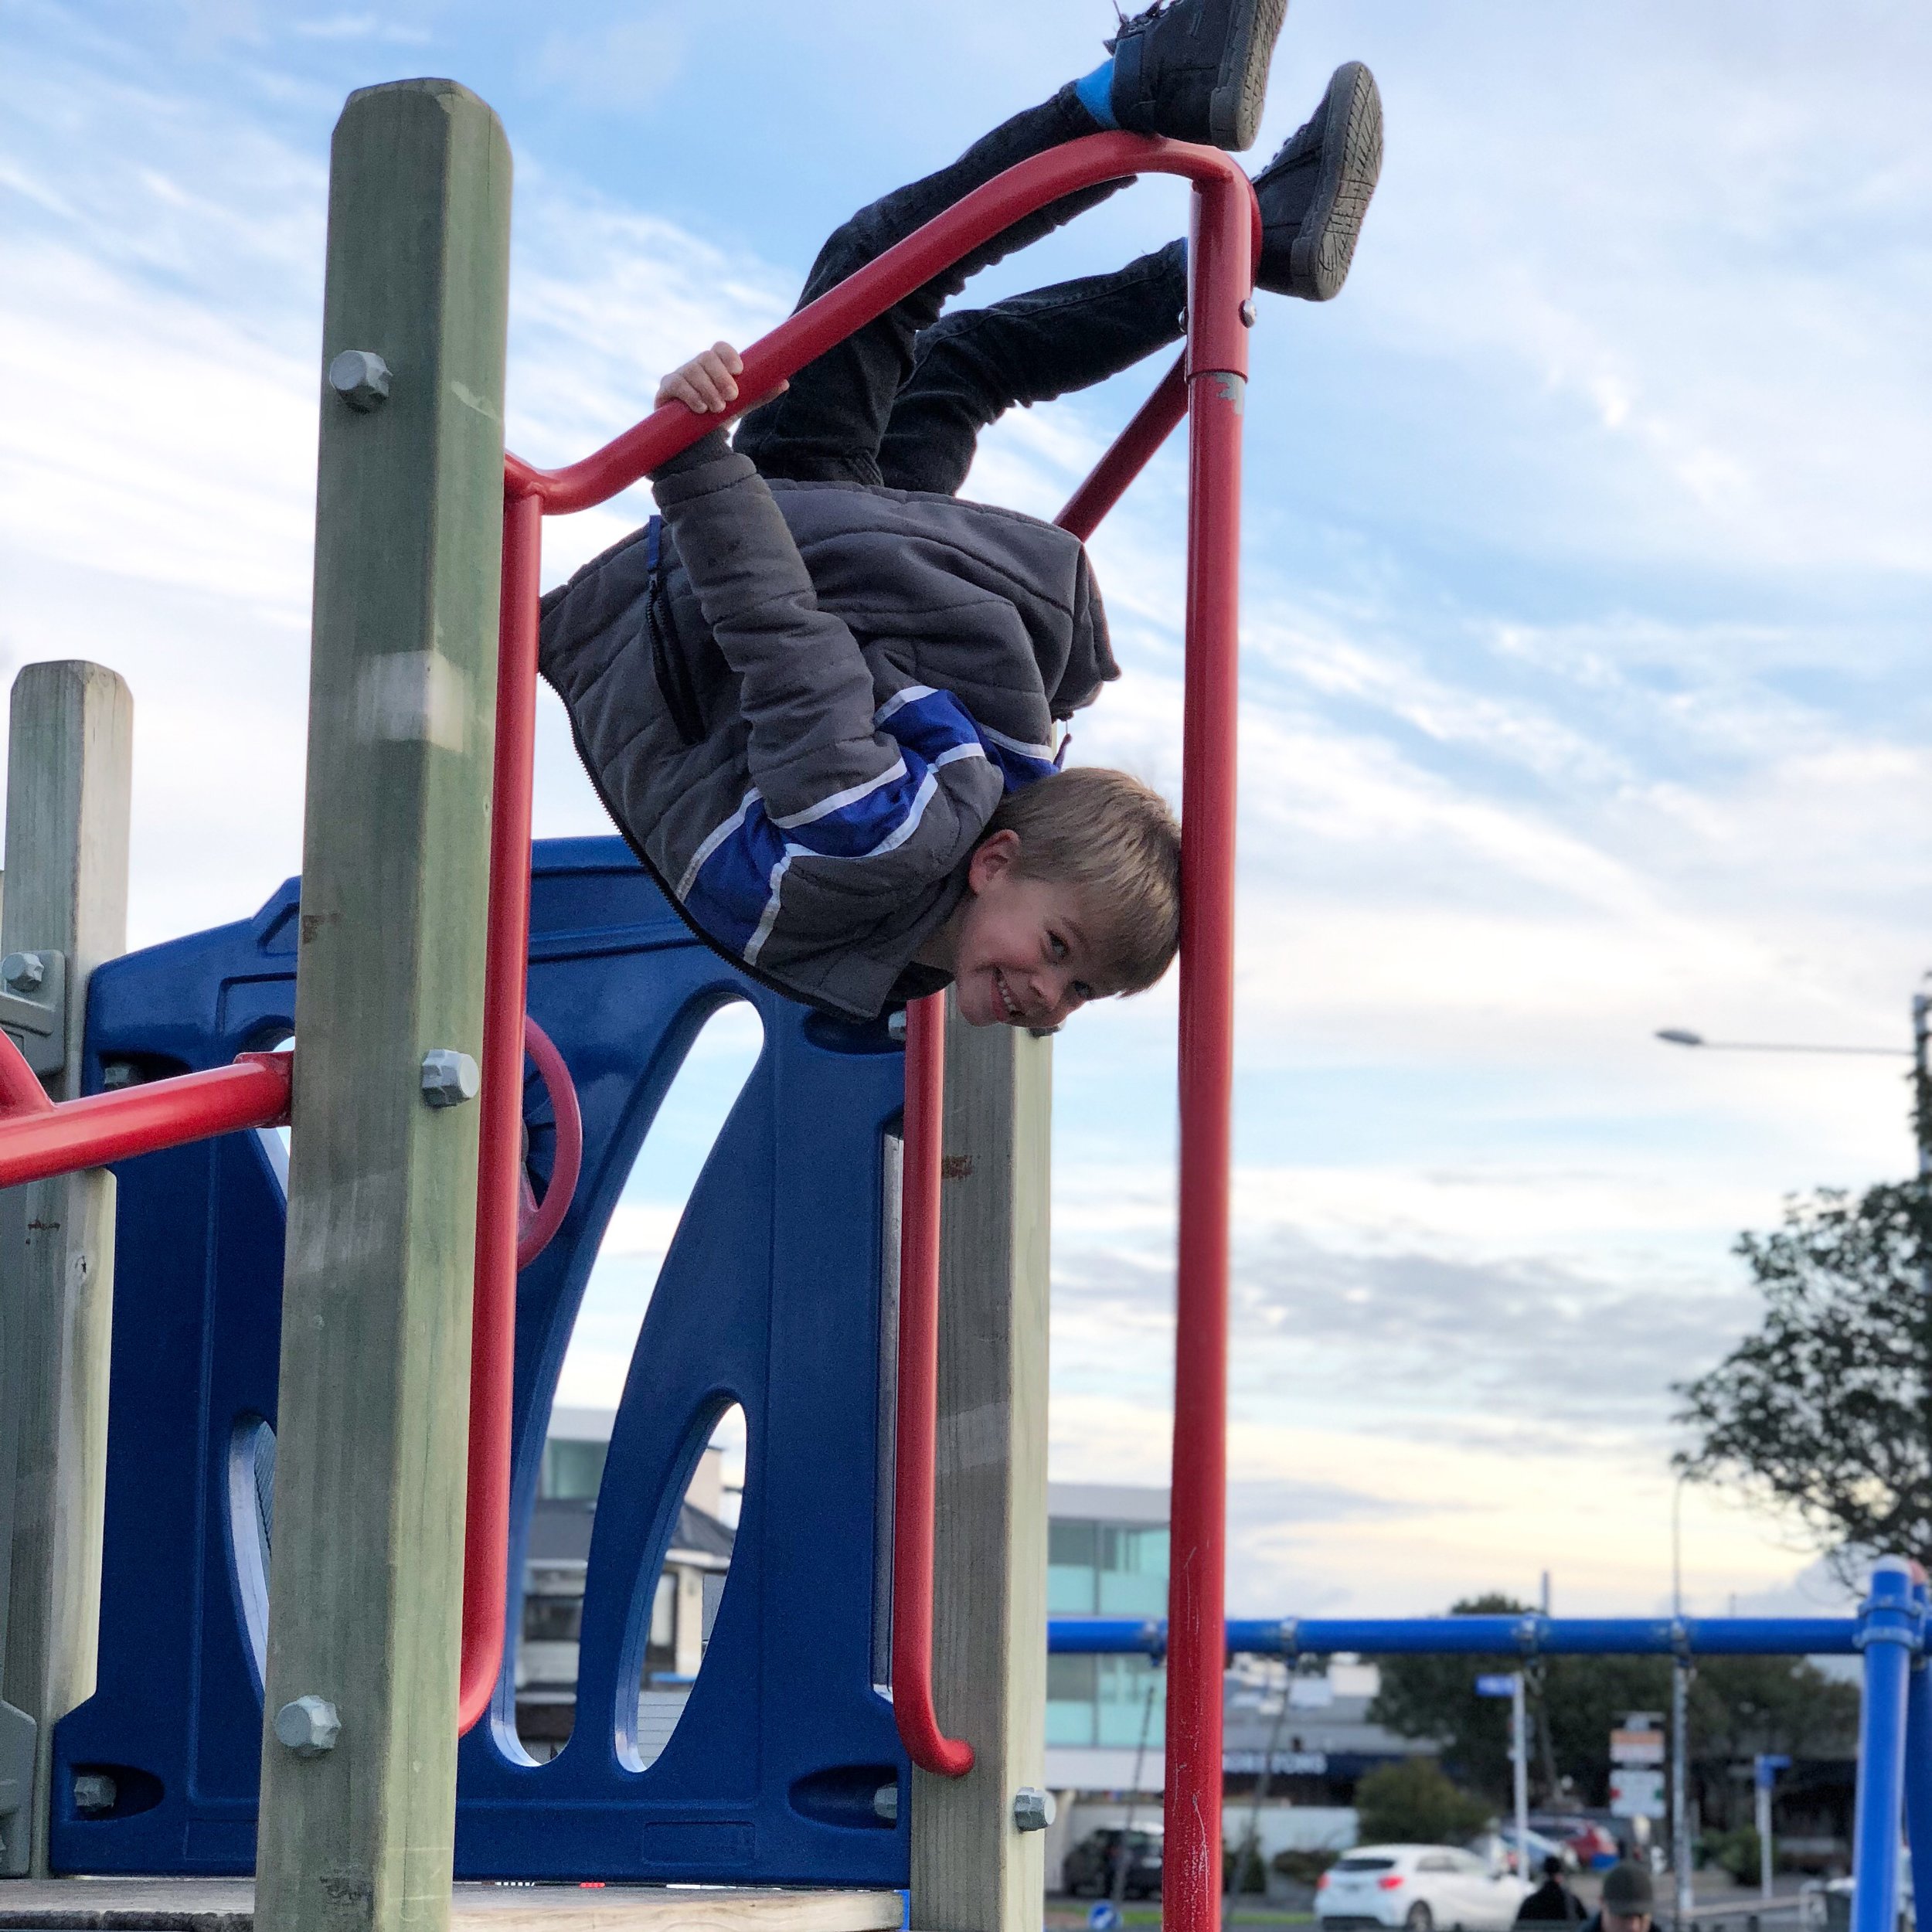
[890,992,972,1775]
[469,134,1250,1923]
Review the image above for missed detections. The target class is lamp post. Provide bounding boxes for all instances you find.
[1659,982,1930,1923]
[1670,1475,1692,1931]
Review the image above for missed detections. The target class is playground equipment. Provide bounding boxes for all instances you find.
[1051,1569,1932,1932]
[0,73,1254,1932]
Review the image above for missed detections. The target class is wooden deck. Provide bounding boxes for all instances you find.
[0,1879,906,1932]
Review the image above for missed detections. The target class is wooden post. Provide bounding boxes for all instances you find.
[254,79,510,1932]
[0,662,134,1876]
[910,1000,1052,1932]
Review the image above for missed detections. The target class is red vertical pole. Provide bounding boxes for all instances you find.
[891,990,975,1776]
[1162,173,1251,1932]
[458,487,543,1734]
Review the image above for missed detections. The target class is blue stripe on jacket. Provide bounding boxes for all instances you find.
[679,686,1060,965]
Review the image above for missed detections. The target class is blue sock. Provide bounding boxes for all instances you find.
[1073,56,1117,130]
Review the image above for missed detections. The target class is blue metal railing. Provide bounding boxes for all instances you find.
[1052,1569,1930,1932]
[1048,1615,1862,1657]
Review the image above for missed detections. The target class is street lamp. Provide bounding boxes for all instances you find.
[1656,996,1924,1170]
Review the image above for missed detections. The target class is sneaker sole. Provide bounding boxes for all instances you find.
[1287,60,1383,300]
[1209,0,1290,151]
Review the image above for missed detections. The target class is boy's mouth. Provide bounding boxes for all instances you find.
[993,967,1023,1024]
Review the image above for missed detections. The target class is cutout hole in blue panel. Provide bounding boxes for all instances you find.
[514,1003,764,1762]
[224,1416,274,1695]
[628,1400,745,1771]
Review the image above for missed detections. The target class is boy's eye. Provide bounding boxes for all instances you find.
[1071,981,1094,1004]
[1047,933,1067,962]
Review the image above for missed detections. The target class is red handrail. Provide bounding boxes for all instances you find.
[468,145,1248,1893]
[0,1040,291,1189]
[889,992,971,1775]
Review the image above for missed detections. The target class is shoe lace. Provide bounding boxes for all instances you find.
[1106,0,1173,47]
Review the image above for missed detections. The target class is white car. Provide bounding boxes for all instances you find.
[1318,1845,1529,1932]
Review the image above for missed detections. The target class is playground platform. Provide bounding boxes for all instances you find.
[0,1880,904,1932]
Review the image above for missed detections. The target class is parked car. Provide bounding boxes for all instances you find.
[1317,1844,1527,1932]
[1528,1815,1621,1871]
[1468,1826,1580,1876]
[1062,1826,1164,1900]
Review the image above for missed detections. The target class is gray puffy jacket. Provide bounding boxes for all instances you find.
[539,430,1117,1019]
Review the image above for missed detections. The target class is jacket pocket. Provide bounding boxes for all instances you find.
[648,575,706,748]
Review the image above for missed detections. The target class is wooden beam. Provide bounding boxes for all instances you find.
[0,660,134,1875]
[253,78,510,1932]
[909,999,1052,1932]
[0,1877,906,1932]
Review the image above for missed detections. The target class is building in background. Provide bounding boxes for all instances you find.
[516,1406,736,1760]
[1046,1484,1171,1781]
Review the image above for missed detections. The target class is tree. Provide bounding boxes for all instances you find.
[1672,1181,1932,1581]
[1354,1759,1493,1848]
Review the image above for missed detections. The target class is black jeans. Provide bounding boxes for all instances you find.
[734,87,1188,498]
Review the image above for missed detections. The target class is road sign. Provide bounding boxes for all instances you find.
[1475,1674,1519,1698]
[1610,1726,1665,1767]
[1610,1769,1666,1820]
[1089,1905,1123,1932]
[1755,1753,1792,1788]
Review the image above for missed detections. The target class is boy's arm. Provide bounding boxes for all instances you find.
[651,429,906,825]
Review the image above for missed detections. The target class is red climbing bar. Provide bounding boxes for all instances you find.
[890,992,974,1777]
[504,134,1258,519]
[476,138,1256,1832]
[1057,352,1189,540]
[0,1046,291,1190]
[1161,171,1252,1932]
[459,489,544,1736]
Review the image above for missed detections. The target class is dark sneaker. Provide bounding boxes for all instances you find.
[1252,60,1383,299]
[1107,0,1289,152]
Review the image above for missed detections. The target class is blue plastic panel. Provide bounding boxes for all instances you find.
[52,838,910,1883]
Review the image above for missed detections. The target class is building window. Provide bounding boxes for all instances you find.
[522,1596,583,1643]
[1049,1521,1099,1613]
[541,1438,607,1502]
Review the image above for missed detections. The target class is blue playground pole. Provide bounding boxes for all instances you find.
[1903,1580,1932,1927]
[1046,1615,1861,1657]
[1851,1559,1920,1932]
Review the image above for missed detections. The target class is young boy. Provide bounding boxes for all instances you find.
[540,0,1382,1030]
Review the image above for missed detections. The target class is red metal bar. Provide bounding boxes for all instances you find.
[889,992,973,1777]
[505,135,1257,519]
[514,1015,583,1272]
[0,1031,54,1120]
[457,489,543,1736]
[0,1050,291,1190]
[1056,352,1189,540]
[468,133,1256,1777]
[1160,171,1252,1932]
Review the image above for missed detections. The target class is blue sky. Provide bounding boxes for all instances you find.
[5,0,1931,1621]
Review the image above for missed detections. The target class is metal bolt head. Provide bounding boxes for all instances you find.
[1239,298,1258,327]
[872,1782,899,1824]
[274,1694,340,1757]
[328,349,392,413]
[72,1772,117,1814]
[886,1010,909,1044]
[1012,1785,1056,1832]
[2,952,46,993]
[420,1049,480,1108]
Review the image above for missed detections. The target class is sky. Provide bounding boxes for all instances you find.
[5,0,1931,1626]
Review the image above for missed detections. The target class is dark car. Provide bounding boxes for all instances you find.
[1063,1827,1165,1899]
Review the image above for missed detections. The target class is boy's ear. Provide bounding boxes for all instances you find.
[966,828,1020,893]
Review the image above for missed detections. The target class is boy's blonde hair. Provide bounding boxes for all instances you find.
[982,766,1181,996]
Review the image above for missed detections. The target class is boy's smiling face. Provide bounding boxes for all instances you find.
[941,830,1106,1031]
